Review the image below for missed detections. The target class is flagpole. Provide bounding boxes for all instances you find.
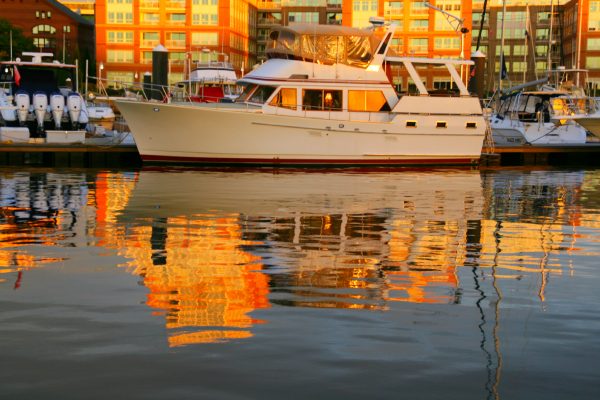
[9,30,13,60]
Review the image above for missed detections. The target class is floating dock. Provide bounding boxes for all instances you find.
[0,141,140,167]
[481,143,600,166]
[1,141,599,168]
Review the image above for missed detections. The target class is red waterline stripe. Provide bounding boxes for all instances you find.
[141,155,480,165]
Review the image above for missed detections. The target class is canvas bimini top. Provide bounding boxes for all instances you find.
[265,24,384,68]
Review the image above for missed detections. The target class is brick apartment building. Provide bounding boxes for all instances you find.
[1,0,95,65]
[94,0,257,87]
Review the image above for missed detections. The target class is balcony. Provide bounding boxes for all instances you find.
[408,45,428,54]
[166,0,186,9]
[385,7,404,16]
[257,1,282,9]
[166,39,186,48]
[167,15,187,25]
[141,40,160,48]
[258,17,282,25]
[410,7,429,16]
[140,0,160,8]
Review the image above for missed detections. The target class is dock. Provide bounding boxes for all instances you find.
[481,143,600,166]
[0,142,141,167]
[2,141,600,168]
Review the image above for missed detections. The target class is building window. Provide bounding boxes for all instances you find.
[589,1,600,30]
[107,12,133,24]
[410,19,429,32]
[168,13,186,24]
[107,49,134,63]
[191,32,218,46]
[32,24,57,34]
[141,13,160,24]
[588,38,600,50]
[107,31,134,44]
[141,51,153,64]
[288,12,319,25]
[106,71,134,89]
[586,56,600,69]
[409,38,428,53]
[141,32,160,47]
[434,37,460,50]
[166,32,186,48]
[33,38,51,49]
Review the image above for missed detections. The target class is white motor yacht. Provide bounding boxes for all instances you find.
[173,60,240,103]
[0,52,89,143]
[115,23,486,165]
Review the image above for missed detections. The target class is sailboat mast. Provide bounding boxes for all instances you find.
[523,5,529,83]
[547,0,554,72]
[497,0,507,98]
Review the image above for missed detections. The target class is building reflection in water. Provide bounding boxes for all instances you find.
[2,168,600,349]
[117,215,270,346]
[0,171,88,287]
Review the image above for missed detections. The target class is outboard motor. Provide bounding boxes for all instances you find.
[15,92,30,126]
[33,92,48,131]
[67,93,82,130]
[50,93,65,129]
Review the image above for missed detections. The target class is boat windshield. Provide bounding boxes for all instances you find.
[237,84,276,104]
[237,84,257,102]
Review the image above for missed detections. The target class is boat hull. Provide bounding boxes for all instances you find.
[490,117,587,145]
[116,101,485,166]
[575,116,600,138]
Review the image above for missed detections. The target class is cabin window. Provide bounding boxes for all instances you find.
[302,89,342,111]
[270,88,297,109]
[436,121,447,128]
[406,120,417,127]
[249,85,276,104]
[466,122,477,129]
[348,90,389,112]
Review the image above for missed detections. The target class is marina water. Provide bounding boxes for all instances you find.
[1,166,599,399]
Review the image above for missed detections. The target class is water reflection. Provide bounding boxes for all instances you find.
[1,167,600,350]
[120,169,485,320]
[0,171,89,287]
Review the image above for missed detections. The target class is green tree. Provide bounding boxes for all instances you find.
[0,19,35,61]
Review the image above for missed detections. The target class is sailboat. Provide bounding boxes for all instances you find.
[489,2,590,145]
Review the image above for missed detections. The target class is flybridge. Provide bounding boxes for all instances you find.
[265,24,387,68]
[384,56,475,96]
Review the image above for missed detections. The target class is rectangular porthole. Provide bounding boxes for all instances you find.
[466,122,477,129]
[436,121,447,128]
[406,120,417,127]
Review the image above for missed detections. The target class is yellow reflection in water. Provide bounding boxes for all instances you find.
[117,216,270,346]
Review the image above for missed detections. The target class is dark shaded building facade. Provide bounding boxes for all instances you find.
[0,0,95,65]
